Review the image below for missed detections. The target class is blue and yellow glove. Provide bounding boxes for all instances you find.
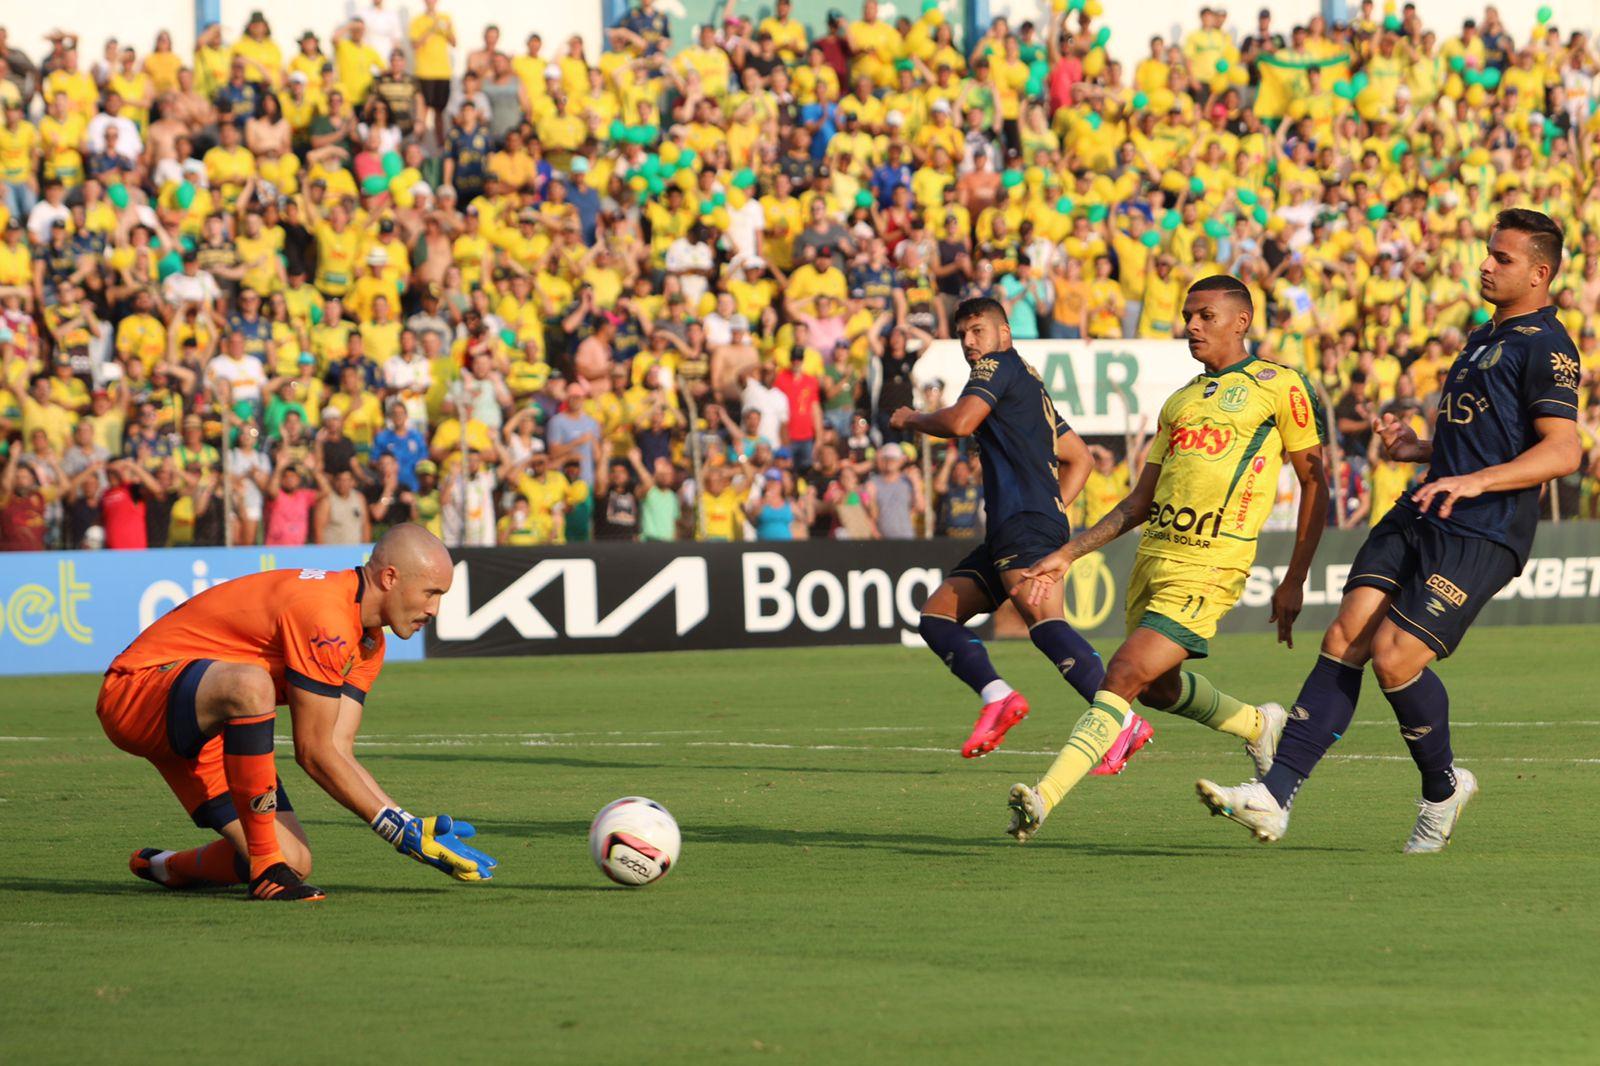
[371,808,499,882]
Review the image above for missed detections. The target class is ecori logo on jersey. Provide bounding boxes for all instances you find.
[1167,419,1234,459]
[1145,502,1224,541]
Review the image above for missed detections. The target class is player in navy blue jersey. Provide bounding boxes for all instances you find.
[890,298,1151,770]
[1197,209,1585,852]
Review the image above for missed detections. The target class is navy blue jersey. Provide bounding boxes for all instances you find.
[959,347,1071,535]
[1397,305,1579,563]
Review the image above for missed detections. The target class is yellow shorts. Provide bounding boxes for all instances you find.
[1124,553,1249,659]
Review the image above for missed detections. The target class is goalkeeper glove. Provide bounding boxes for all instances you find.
[371,807,499,882]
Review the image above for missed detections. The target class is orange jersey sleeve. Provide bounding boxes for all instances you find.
[110,568,384,704]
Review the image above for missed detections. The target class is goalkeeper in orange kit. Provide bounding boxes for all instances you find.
[97,524,497,901]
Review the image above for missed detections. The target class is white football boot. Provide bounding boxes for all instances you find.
[1403,767,1479,854]
[1006,783,1049,843]
[1195,778,1290,842]
[1245,701,1287,778]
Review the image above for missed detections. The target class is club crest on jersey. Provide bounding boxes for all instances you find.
[1288,386,1310,428]
[969,357,999,383]
[1167,419,1234,459]
[1551,352,1580,390]
[1219,384,1249,412]
[1472,342,1503,369]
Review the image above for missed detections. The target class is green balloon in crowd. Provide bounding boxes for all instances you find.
[1188,176,1204,196]
[381,151,403,178]
[1132,91,1149,110]
[1087,204,1107,223]
[108,184,130,209]
[175,181,196,209]
[1161,210,1180,231]
[1140,230,1161,248]
[1367,203,1388,221]
[157,251,183,279]
[1237,188,1258,205]
[1056,196,1074,215]
[732,168,756,189]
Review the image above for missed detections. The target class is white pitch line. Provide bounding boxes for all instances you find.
[332,720,1600,743]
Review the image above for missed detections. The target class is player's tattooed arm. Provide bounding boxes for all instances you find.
[1021,462,1161,606]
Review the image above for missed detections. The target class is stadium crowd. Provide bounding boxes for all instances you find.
[2,0,1600,552]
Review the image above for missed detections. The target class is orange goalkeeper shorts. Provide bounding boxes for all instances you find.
[97,659,237,828]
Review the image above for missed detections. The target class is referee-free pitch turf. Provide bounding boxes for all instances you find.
[4,626,1598,1065]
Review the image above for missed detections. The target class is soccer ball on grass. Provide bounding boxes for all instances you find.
[588,796,681,886]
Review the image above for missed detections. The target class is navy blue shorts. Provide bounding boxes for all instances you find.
[950,512,1069,610]
[1344,507,1521,658]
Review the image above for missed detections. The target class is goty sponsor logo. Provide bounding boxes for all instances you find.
[1166,420,1235,460]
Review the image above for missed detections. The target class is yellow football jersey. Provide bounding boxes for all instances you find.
[1140,357,1324,571]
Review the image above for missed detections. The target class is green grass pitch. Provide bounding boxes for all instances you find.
[4,625,1599,1064]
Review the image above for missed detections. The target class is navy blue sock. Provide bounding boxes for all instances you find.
[919,615,1001,697]
[1027,619,1105,703]
[1262,654,1365,809]
[1383,667,1457,803]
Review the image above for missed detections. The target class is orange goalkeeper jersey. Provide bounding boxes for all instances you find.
[108,567,387,704]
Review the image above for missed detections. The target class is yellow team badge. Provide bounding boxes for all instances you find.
[1062,552,1116,630]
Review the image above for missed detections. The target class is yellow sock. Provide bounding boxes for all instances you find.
[1036,691,1130,809]
[1164,671,1261,741]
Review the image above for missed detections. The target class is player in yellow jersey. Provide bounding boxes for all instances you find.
[1004,276,1330,841]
